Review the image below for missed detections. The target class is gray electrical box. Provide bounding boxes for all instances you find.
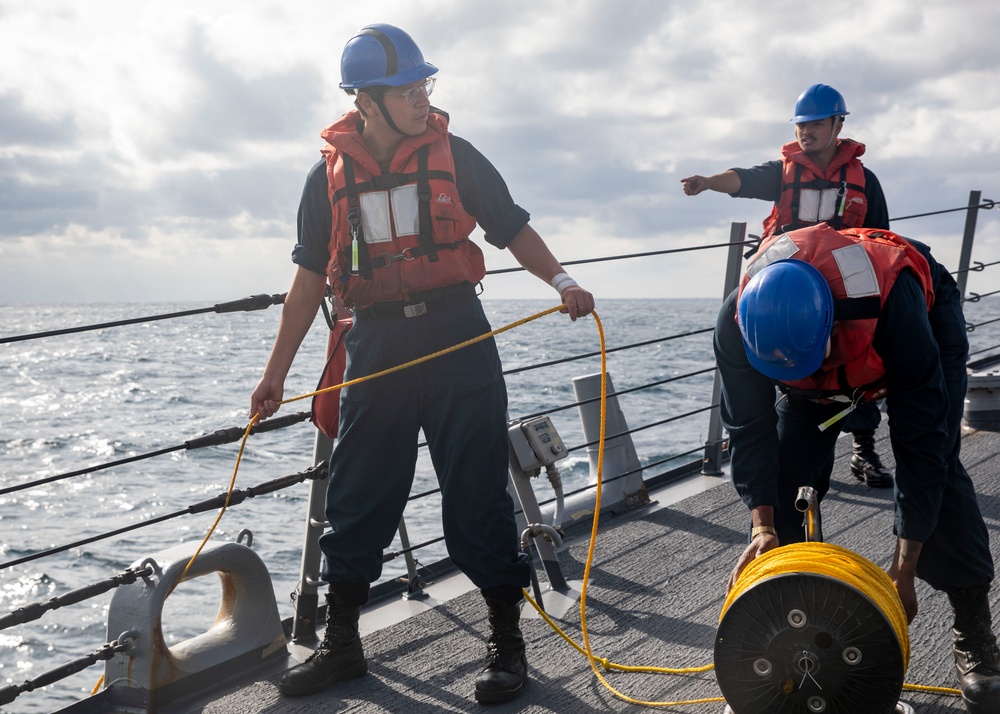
[508,416,567,472]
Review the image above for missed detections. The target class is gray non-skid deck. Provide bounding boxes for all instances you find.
[175,426,1000,713]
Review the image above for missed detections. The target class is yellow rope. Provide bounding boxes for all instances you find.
[523,313,726,707]
[721,541,912,668]
[518,315,960,705]
[176,305,566,587]
[162,302,960,705]
[279,304,566,406]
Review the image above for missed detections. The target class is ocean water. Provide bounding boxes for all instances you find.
[0,297,723,713]
[3,293,1000,713]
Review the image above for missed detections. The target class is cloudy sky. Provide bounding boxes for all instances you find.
[2,0,999,304]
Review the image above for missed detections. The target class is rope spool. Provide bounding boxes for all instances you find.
[715,542,909,714]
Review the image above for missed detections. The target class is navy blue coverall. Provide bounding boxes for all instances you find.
[292,135,533,606]
[714,238,993,591]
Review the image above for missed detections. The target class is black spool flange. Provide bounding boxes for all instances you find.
[715,572,904,714]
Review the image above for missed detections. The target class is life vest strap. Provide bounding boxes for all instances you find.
[833,296,881,321]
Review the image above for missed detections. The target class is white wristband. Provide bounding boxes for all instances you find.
[550,272,578,295]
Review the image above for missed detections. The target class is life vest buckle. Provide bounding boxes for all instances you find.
[386,248,417,264]
[403,302,427,318]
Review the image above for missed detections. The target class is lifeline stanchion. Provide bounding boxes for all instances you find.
[176,304,963,710]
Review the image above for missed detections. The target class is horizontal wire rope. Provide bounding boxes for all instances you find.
[1,241,743,345]
[0,465,326,570]
[968,316,1000,332]
[0,293,287,345]
[6,204,995,706]
[484,240,760,276]
[502,328,714,375]
[518,366,718,420]
[889,198,996,223]
[965,289,1000,302]
[0,566,155,631]
[954,258,1000,276]
[970,343,1000,357]
[0,411,314,496]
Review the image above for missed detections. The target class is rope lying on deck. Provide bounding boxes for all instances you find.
[180,303,962,708]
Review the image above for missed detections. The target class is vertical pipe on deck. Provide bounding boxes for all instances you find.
[291,430,334,642]
[956,189,983,301]
[396,516,428,599]
[703,222,747,475]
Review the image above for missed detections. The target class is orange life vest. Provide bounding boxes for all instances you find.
[321,110,484,308]
[761,139,868,238]
[738,225,935,402]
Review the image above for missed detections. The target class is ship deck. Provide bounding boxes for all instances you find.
[164,424,1000,714]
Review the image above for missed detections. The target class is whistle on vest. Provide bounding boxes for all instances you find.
[817,389,864,432]
[347,208,362,275]
[836,180,848,218]
[818,402,854,432]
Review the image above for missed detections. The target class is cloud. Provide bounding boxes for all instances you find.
[0,0,998,303]
[161,24,325,153]
[0,92,76,146]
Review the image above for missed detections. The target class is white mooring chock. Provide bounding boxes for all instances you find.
[103,537,285,708]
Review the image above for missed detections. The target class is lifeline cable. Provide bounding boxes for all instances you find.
[175,304,566,585]
[0,293,286,345]
[175,304,962,705]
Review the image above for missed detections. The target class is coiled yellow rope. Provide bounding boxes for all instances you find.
[720,541,911,668]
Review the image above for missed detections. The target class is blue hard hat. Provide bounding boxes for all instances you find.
[340,24,438,90]
[790,84,850,123]
[737,260,834,381]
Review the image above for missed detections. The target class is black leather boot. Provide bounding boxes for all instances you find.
[849,430,893,488]
[277,592,368,697]
[474,596,528,704]
[948,585,1000,713]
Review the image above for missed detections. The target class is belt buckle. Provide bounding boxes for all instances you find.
[403,301,427,318]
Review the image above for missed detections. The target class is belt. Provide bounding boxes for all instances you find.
[356,282,477,320]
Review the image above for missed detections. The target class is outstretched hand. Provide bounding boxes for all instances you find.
[680,175,710,196]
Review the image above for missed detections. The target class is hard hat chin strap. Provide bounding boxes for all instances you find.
[372,95,406,136]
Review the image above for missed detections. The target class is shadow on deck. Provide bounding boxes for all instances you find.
[171,425,1000,713]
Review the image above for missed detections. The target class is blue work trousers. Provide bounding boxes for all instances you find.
[319,295,530,600]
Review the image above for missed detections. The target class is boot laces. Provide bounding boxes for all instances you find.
[484,633,524,671]
[484,614,522,670]
[966,641,1000,673]
[485,639,504,667]
[307,614,358,660]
